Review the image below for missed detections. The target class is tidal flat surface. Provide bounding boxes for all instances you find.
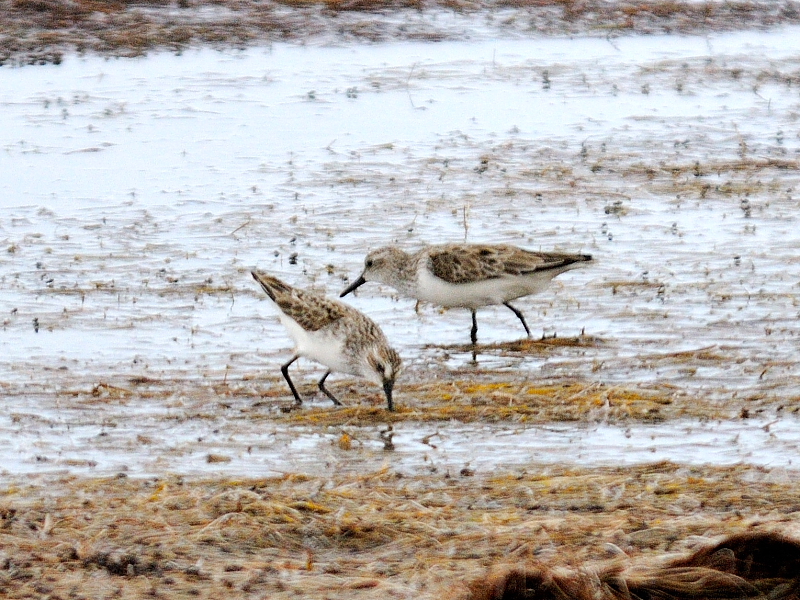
[2,28,800,480]
[2,16,800,600]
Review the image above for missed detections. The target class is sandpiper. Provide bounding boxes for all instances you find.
[341,244,592,344]
[251,270,402,411]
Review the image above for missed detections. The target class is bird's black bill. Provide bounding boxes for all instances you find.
[383,379,395,412]
[340,274,366,297]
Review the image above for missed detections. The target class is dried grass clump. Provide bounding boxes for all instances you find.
[1,464,800,598]
[463,532,800,600]
[277,379,692,427]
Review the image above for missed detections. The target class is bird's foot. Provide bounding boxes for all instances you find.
[279,399,304,413]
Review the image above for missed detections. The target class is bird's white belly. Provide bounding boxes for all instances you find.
[278,314,353,374]
[416,268,552,309]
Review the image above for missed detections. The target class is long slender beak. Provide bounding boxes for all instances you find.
[383,379,395,412]
[340,274,367,297]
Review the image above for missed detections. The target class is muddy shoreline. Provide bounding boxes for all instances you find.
[4,0,800,66]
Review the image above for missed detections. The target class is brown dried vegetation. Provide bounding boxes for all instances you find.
[3,0,800,65]
[465,531,800,600]
[276,378,693,427]
[2,464,800,598]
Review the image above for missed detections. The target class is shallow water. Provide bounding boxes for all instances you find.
[2,28,800,478]
[4,388,800,479]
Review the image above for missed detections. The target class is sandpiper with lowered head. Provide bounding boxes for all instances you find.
[340,243,592,345]
[251,270,402,411]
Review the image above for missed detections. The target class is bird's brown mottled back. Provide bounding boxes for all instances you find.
[252,271,349,332]
[428,244,591,284]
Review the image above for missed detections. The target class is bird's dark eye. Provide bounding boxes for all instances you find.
[366,259,374,268]
[376,363,385,373]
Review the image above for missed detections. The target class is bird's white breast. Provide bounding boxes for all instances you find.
[416,266,557,309]
[277,313,354,374]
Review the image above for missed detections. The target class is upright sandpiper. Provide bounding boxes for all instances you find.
[341,243,592,345]
[252,270,402,411]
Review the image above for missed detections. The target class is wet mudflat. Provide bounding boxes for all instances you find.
[1,10,800,599]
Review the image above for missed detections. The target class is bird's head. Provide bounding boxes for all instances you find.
[363,345,402,411]
[340,247,408,297]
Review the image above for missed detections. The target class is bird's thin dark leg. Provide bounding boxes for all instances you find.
[281,355,302,405]
[503,302,531,338]
[470,309,479,362]
[470,309,478,345]
[318,371,343,406]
